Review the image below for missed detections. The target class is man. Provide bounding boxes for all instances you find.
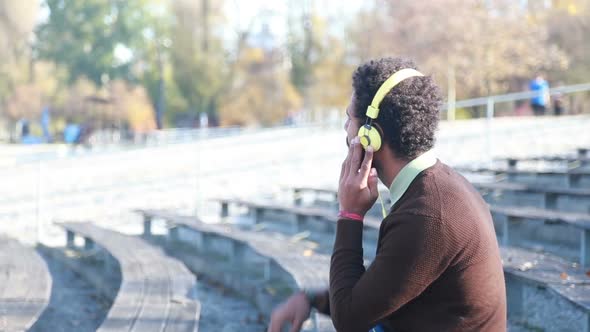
[529,74,550,116]
[268,57,506,332]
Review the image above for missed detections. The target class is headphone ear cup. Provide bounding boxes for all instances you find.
[357,126,369,149]
[357,126,382,151]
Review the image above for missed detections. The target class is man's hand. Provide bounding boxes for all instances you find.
[267,291,311,332]
[339,136,379,217]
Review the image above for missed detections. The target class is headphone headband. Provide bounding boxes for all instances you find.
[366,68,424,120]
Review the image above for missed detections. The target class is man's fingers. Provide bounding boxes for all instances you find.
[267,309,287,332]
[368,167,379,198]
[267,317,280,332]
[339,158,347,184]
[359,146,374,182]
[289,317,306,332]
[348,138,363,175]
[341,137,356,182]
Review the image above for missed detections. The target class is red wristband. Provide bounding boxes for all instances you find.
[338,211,364,222]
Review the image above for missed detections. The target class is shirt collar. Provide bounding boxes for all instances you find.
[389,150,437,207]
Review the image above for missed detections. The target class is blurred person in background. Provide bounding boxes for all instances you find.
[529,74,550,116]
[552,83,565,116]
[20,120,42,145]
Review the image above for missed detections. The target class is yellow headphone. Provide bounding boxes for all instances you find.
[358,68,424,151]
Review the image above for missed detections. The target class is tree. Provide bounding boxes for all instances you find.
[286,0,314,95]
[170,0,228,125]
[347,0,569,99]
[110,80,156,132]
[2,61,64,122]
[35,0,159,86]
[34,0,183,129]
[304,15,353,118]
[0,1,39,112]
[286,2,353,121]
[0,1,38,58]
[546,0,590,83]
[218,47,302,126]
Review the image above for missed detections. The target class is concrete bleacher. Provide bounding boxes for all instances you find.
[497,148,590,167]
[501,246,590,331]
[501,155,590,168]
[0,120,588,330]
[136,209,336,332]
[209,198,381,257]
[56,222,201,332]
[250,184,590,264]
[499,147,590,168]
[0,237,51,331]
[474,181,590,213]
[206,144,590,331]
[287,182,589,215]
[466,149,590,330]
[457,166,590,188]
[490,206,590,265]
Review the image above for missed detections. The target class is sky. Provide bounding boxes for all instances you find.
[224,0,369,45]
[36,0,370,62]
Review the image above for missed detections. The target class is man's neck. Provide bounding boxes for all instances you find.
[378,147,411,188]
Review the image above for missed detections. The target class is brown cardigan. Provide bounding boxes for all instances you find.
[314,161,506,332]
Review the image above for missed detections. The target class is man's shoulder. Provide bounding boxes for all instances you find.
[414,160,473,197]
[423,161,475,191]
[392,161,483,220]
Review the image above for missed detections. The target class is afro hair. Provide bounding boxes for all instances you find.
[351,57,442,160]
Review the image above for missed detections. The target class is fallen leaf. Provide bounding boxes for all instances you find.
[266,286,276,296]
[519,262,534,271]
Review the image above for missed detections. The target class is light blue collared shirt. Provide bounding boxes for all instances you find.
[389,150,438,208]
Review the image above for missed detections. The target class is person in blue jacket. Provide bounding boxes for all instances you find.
[529,74,550,116]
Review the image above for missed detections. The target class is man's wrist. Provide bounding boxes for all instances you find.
[303,289,316,307]
[338,210,364,222]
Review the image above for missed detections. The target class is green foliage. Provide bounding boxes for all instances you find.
[170,0,228,120]
[219,48,302,126]
[454,108,474,120]
[286,8,353,119]
[3,0,589,132]
[33,0,186,128]
[35,0,155,86]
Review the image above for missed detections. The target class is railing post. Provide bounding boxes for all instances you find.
[253,207,264,224]
[544,193,558,210]
[581,229,590,268]
[66,230,75,248]
[36,161,43,243]
[84,237,94,250]
[447,65,456,121]
[221,202,229,218]
[507,158,518,169]
[506,275,524,321]
[486,97,495,165]
[293,189,302,206]
[143,214,152,236]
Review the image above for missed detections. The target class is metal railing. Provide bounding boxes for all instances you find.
[441,82,590,160]
[3,82,590,169]
[447,82,590,120]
